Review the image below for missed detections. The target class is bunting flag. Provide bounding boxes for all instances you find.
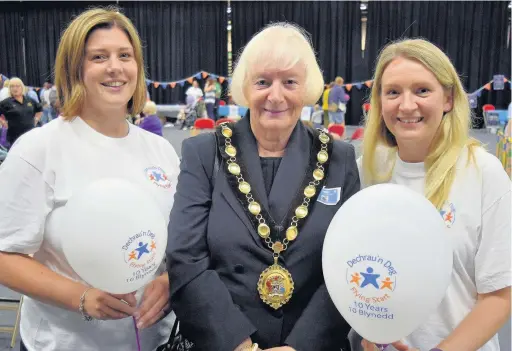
[153,82,160,88]
[161,83,168,89]
[170,82,176,88]
[194,73,202,80]
[355,83,363,90]
[202,71,209,79]
[186,77,194,84]
[218,77,225,83]
[35,87,40,91]
[484,83,491,91]
[364,80,373,88]
[345,84,352,91]
[178,81,185,87]
[504,78,509,83]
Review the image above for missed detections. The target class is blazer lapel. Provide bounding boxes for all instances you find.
[268,122,311,225]
[218,116,269,246]
[234,115,269,210]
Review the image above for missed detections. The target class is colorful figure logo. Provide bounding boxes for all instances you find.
[346,254,398,304]
[122,230,158,268]
[440,202,456,228]
[145,166,171,189]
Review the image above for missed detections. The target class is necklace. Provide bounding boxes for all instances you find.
[216,122,332,309]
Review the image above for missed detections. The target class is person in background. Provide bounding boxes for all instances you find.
[214,79,223,119]
[0,8,178,351]
[138,100,163,136]
[204,78,217,120]
[327,77,348,129]
[355,38,511,351]
[0,77,42,147]
[186,80,203,102]
[25,87,40,104]
[322,82,333,127]
[311,104,324,129]
[0,79,10,102]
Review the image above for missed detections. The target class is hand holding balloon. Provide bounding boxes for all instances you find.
[134,273,170,329]
[82,288,137,320]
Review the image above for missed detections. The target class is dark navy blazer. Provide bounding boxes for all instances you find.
[167,116,360,350]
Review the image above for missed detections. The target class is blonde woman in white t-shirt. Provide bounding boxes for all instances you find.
[355,39,511,351]
[0,7,179,351]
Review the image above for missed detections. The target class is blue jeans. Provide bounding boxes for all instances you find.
[328,111,345,124]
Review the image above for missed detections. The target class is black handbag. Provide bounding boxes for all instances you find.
[156,320,194,351]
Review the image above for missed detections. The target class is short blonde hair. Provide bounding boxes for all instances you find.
[54,6,147,120]
[362,38,480,209]
[335,76,344,85]
[143,100,157,115]
[230,22,324,107]
[7,77,25,97]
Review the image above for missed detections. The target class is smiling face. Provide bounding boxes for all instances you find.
[82,26,137,114]
[245,62,306,133]
[380,57,453,153]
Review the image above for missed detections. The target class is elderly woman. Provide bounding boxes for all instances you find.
[0,8,179,351]
[167,23,360,351]
[138,100,163,136]
[0,77,42,147]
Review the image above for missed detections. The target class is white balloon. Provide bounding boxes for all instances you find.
[61,178,168,294]
[323,183,452,344]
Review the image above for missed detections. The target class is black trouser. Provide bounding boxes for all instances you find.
[7,127,32,148]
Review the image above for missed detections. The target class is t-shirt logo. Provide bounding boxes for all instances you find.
[27,102,32,107]
[440,202,456,228]
[145,166,171,188]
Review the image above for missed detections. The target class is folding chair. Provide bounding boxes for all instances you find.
[0,296,23,348]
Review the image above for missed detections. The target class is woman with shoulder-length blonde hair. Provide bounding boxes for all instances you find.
[0,77,42,147]
[167,22,360,351]
[355,38,511,351]
[0,7,179,351]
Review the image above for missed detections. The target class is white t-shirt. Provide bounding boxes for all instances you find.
[185,86,203,101]
[0,117,180,351]
[357,146,511,351]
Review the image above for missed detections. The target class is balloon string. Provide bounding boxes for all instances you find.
[376,344,389,351]
[133,316,141,351]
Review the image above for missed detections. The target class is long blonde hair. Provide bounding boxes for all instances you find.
[362,39,480,209]
[54,6,147,119]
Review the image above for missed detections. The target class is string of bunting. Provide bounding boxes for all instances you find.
[1,72,510,98]
[144,71,231,89]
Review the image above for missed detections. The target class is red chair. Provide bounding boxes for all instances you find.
[482,104,495,112]
[193,118,215,130]
[328,124,345,138]
[350,127,364,142]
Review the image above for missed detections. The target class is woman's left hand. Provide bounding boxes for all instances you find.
[134,273,170,329]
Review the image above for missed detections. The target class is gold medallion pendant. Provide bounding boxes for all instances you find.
[257,259,295,310]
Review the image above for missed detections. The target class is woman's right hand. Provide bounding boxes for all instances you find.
[82,288,137,320]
